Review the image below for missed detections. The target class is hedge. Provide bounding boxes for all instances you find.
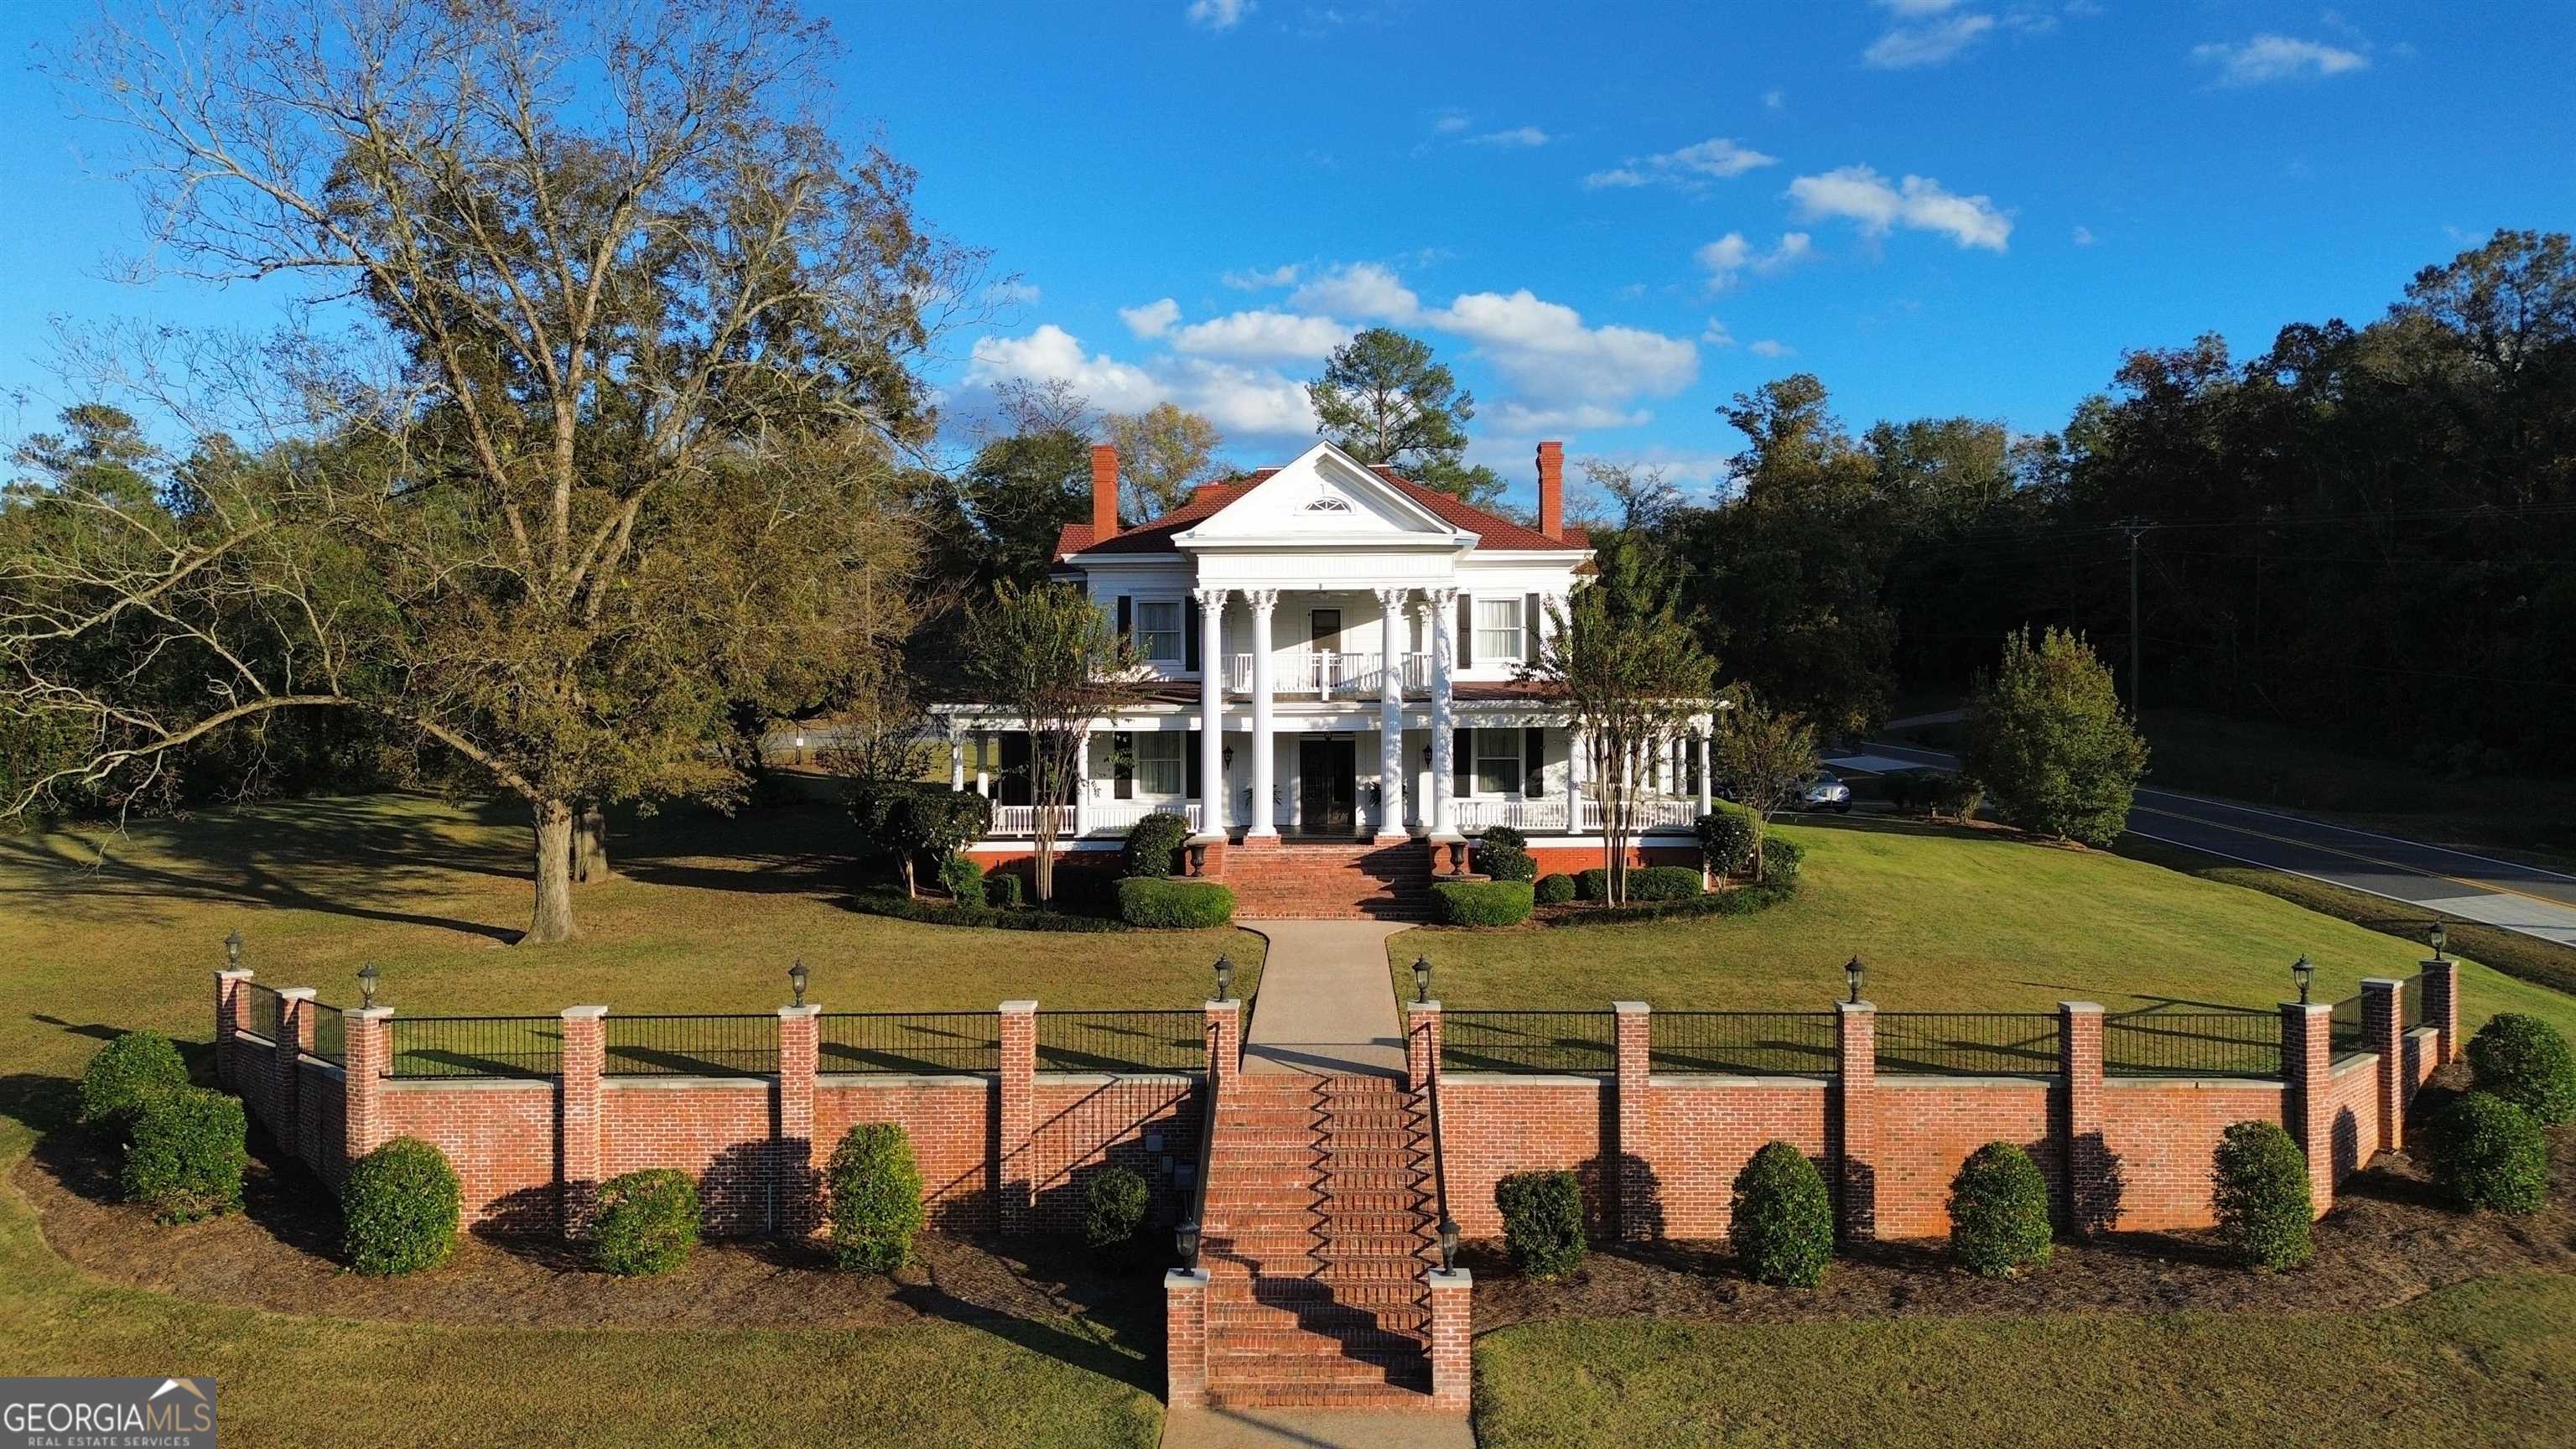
[1497,1170,1586,1280]
[1623,865,1705,901]
[1574,868,1609,901]
[1947,1141,2053,1278]
[1122,812,1194,879]
[121,1085,247,1224]
[984,870,1025,909]
[828,1122,927,1272]
[847,887,1125,933]
[1115,876,1235,928]
[2432,1092,2549,1215]
[80,1031,190,1135]
[343,1136,460,1275]
[2210,1119,2313,1270]
[1730,1141,1833,1287]
[1431,879,1535,927]
[1534,872,1576,906]
[1474,826,1537,882]
[1083,1166,1152,1249]
[2466,1014,2576,1125]
[1759,835,1805,887]
[592,1168,702,1277]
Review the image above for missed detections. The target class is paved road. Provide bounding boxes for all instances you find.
[1831,740,2576,951]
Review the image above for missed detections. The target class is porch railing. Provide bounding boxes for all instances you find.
[1223,651,1430,699]
[987,800,1201,838]
[1576,795,1702,833]
[989,802,1076,838]
[1454,797,1573,834]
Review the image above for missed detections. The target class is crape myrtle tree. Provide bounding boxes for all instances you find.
[1711,689,1819,880]
[1529,536,1717,906]
[3,0,972,943]
[961,581,1148,904]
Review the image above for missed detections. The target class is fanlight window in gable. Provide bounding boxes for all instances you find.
[1302,495,1353,513]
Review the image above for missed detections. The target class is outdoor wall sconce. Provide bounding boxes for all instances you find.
[1413,953,1433,1004]
[225,928,242,970]
[1175,1218,1201,1265]
[1214,953,1234,1003]
[2428,920,2448,962]
[1844,955,1865,1005]
[1438,1216,1461,1272]
[2292,954,2314,1005]
[1221,745,1235,770]
[357,960,380,1010]
[789,958,809,1008]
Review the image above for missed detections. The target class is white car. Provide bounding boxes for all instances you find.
[1799,770,1854,813]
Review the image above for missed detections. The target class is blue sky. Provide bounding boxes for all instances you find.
[3,2,2569,511]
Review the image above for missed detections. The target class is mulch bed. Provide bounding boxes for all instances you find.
[1473,1064,2576,1331]
[19,1125,1154,1341]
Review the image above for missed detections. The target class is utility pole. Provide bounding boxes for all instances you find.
[2115,517,2156,713]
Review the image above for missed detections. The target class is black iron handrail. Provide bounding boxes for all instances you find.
[1182,1017,1220,1273]
[1425,1037,1458,1275]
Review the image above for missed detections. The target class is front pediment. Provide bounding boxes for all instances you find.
[1174,442,1474,548]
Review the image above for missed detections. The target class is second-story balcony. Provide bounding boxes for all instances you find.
[1223,650,1433,699]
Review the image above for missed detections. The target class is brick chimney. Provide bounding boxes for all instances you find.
[1535,440,1564,541]
[1090,444,1119,540]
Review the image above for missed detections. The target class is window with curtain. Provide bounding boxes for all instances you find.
[1137,734,1185,794]
[1474,729,1523,796]
[1135,599,1182,662]
[1475,596,1523,663]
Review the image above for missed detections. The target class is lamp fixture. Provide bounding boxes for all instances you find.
[1844,955,1865,1006]
[1413,953,1433,1005]
[357,960,379,1010]
[1213,953,1234,1003]
[2292,954,2314,1005]
[225,929,242,970]
[789,957,809,1009]
[1175,1218,1201,1265]
[2428,920,2448,962]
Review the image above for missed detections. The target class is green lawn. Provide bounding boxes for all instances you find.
[1397,815,2576,1040]
[1473,1273,2576,1449]
[0,792,1253,1447]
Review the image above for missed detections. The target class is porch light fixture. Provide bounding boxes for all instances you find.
[2292,954,2314,1005]
[1413,953,1433,1005]
[1175,1218,1201,1265]
[225,928,242,970]
[2428,920,2448,962]
[1438,1216,1461,1272]
[357,960,379,1010]
[1222,745,1234,769]
[1844,955,1864,1005]
[1213,953,1234,1003]
[789,958,809,1008]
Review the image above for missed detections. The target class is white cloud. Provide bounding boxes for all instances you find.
[1222,263,1301,290]
[1789,164,2012,251]
[964,325,1162,413]
[1186,0,1252,30]
[1489,401,1652,433]
[962,324,1317,440]
[1877,0,1964,13]
[1748,339,1794,358]
[1467,125,1551,148]
[1431,108,1472,135]
[1763,87,1787,111]
[1166,309,1353,363]
[1425,289,1698,403]
[1695,231,1812,288]
[986,280,1041,306]
[1582,136,1778,191]
[2192,34,2370,86]
[1701,318,1737,348]
[1863,12,1997,68]
[1171,359,1317,436]
[1119,298,1182,339]
[2071,225,2096,247]
[1287,262,1420,323]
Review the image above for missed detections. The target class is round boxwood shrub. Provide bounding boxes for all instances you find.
[1623,865,1705,902]
[1696,806,1756,878]
[1947,1141,2053,1278]
[2431,1092,2549,1215]
[2466,1014,2576,1126]
[1496,1170,1586,1280]
[1758,835,1805,887]
[591,1168,701,1277]
[2210,1119,2313,1270]
[1114,876,1235,928]
[1083,1166,1151,1249]
[121,1085,247,1223]
[1122,811,1194,879]
[1534,872,1576,906]
[1474,840,1537,882]
[1573,867,1609,902]
[828,1121,927,1272]
[342,1136,461,1275]
[937,851,985,905]
[984,870,1025,909]
[80,1031,190,1135]
[1431,879,1534,927]
[1730,1141,1833,1287]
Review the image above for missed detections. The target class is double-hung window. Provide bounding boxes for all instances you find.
[1474,596,1524,665]
[1137,734,1186,795]
[1135,599,1183,663]
[1473,729,1524,797]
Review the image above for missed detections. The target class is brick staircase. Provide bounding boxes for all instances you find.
[1198,1073,1441,1409]
[1214,840,1435,920]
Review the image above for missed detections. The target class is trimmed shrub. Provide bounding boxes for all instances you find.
[1555,878,1800,927]
[984,870,1025,909]
[1481,824,1529,849]
[1574,867,1609,902]
[2431,1092,2549,1215]
[121,1085,247,1223]
[1122,811,1194,879]
[1496,1170,1587,1280]
[1534,872,1576,906]
[847,780,989,891]
[1696,805,1756,878]
[1475,839,1537,882]
[828,1122,927,1271]
[937,852,985,905]
[1623,865,1704,902]
[80,1031,190,1135]
[1083,1166,1152,1249]
[1730,1141,1834,1287]
[1431,879,1535,927]
[1947,1141,2053,1278]
[1115,876,1235,928]
[2467,1014,2576,1125]
[342,1136,460,1275]
[2210,1120,2313,1270]
[848,886,1124,933]
[591,1168,702,1277]
[1758,835,1805,887]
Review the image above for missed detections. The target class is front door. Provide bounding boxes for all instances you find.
[1298,735,1358,836]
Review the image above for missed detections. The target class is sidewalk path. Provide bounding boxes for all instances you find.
[1240,920,1412,1078]
[1162,1405,1475,1448]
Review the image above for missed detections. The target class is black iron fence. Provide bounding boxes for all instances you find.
[308,1001,347,1067]
[602,1015,778,1078]
[2401,974,2425,1032]
[818,1012,1002,1074]
[1442,1010,1618,1075]
[2102,1008,2280,1078]
[242,982,284,1043]
[1875,1012,2062,1076]
[385,1016,563,1079]
[1036,1010,1203,1073]
[1649,1011,1838,1075]
[2329,992,2369,1060]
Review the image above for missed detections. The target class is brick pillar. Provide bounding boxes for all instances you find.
[1832,1000,1877,1244]
[2422,958,2460,1064]
[1205,998,1241,1091]
[343,1007,392,1169]
[1165,1268,1210,1407]
[998,1000,1037,1233]
[2282,1001,2335,1218]
[777,1003,820,1237]
[1613,1000,1653,1242]
[560,1005,608,1239]
[1405,1000,1442,1093]
[1427,1266,1473,1411]
[273,987,315,1133]
[2361,978,2406,1156]
[2059,1002,2108,1235]
[214,969,253,1089]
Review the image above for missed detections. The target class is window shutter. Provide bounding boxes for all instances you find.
[1453,726,1474,799]
[1187,735,1202,797]
[1113,730,1134,800]
[1456,593,1473,669]
[1524,726,1544,796]
[1184,605,1201,672]
[1524,592,1541,662]
[1115,595,1132,641]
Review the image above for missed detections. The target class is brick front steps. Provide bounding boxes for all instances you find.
[1210,840,1435,920]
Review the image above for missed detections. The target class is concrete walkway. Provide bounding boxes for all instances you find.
[1161,1405,1475,1449]
[1241,920,1412,1078]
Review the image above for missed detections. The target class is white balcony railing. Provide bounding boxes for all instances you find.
[1223,651,1431,699]
[1577,795,1702,833]
[986,800,1202,838]
[1454,797,1572,834]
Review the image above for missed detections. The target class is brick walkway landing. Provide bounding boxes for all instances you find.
[1214,840,1434,920]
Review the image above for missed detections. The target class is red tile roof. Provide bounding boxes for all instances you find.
[1054,465,1587,562]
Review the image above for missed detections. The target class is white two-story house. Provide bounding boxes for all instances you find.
[937,438,1719,882]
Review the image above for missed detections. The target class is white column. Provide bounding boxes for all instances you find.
[1696,726,1714,816]
[1244,589,1280,838]
[1072,727,1091,839]
[1566,726,1584,833]
[1193,587,1228,837]
[948,727,965,791]
[1425,586,1459,835]
[1374,587,1409,839]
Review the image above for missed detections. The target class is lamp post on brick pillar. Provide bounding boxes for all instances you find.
[1613,1001,1652,1242]
[343,1007,392,1172]
[1427,1265,1473,1410]
[998,1000,1036,1233]
[2421,956,2460,1065]
[777,1001,821,1238]
[2059,1002,2107,1235]
[214,965,253,1090]
[1203,997,1240,1092]
[2281,1000,2335,1219]
[1832,1000,1877,1244]
[273,987,316,1137]
[1405,1000,1442,1095]
[559,1005,608,1239]
[2360,979,2407,1156]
